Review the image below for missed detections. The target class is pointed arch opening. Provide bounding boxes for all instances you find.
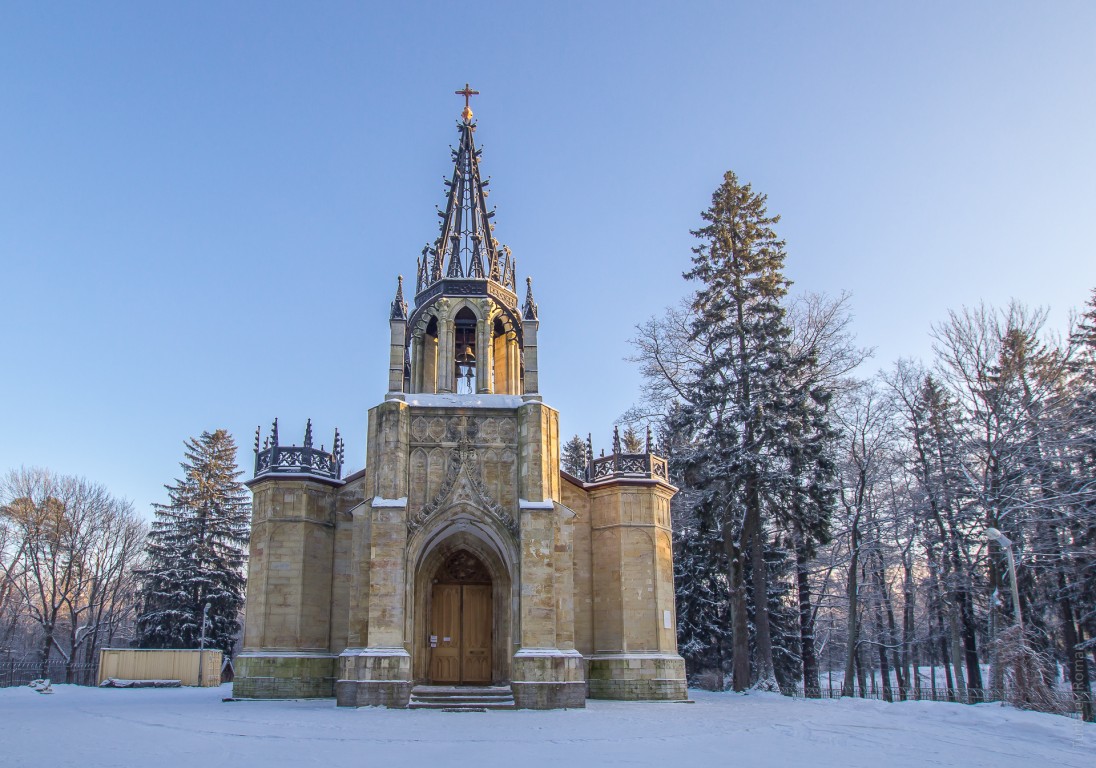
[407,512,516,685]
[454,307,478,394]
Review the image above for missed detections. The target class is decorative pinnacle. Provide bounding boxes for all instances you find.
[391,275,408,320]
[304,418,313,449]
[456,82,479,121]
[522,276,539,320]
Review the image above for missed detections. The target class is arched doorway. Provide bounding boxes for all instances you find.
[429,549,492,684]
[409,520,515,686]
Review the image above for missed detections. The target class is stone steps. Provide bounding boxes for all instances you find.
[409,685,515,711]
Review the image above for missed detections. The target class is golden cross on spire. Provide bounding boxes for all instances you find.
[455,82,479,121]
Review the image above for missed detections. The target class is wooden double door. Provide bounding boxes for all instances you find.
[429,582,492,685]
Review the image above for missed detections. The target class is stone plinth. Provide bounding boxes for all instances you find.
[587,653,687,701]
[233,652,337,699]
[510,649,586,709]
[336,648,412,708]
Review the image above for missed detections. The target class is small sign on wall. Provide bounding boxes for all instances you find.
[663,610,672,629]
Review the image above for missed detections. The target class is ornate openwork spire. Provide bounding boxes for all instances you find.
[415,87,517,301]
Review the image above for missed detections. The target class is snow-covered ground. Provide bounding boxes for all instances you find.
[1,684,1091,768]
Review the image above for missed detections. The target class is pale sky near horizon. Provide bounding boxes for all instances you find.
[2,2,1094,517]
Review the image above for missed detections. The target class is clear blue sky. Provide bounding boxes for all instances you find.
[2,2,1094,516]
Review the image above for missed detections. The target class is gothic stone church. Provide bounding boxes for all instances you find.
[232,94,687,709]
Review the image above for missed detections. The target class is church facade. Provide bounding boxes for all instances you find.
[232,95,687,708]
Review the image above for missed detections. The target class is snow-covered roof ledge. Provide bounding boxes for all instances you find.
[371,496,408,507]
[406,393,526,409]
[513,648,583,658]
[339,647,411,658]
[518,498,554,510]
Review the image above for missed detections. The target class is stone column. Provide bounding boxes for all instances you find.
[475,315,491,393]
[436,301,454,393]
[476,301,496,394]
[410,333,424,394]
[507,332,520,395]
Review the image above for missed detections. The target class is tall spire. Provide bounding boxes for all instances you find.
[416,86,517,302]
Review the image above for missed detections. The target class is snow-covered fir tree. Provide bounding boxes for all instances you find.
[626,174,845,694]
[673,519,732,686]
[137,429,250,654]
[561,434,588,477]
[677,170,802,691]
[621,424,645,453]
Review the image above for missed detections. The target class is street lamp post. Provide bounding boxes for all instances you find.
[986,527,1024,702]
[985,528,1022,628]
[197,602,211,686]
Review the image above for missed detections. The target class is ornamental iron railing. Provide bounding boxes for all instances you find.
[589,453,669,482]
[581,425,669,483]
[253,418,344,482]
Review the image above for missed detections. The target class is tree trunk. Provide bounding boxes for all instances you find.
[879,562,904,700]
[38,631,54,679]
[902,557,915,700]
[723,517,753,692]
[874,598,892,702]
[947,598,968,702]
[912,640,921,699]
[1059,573,1094,722]
[928,561,955,699]
[750,525,776,689]
[856,643,868,697]
[795,536,820,698]
[841,513,861,697]
[958,586,983,701]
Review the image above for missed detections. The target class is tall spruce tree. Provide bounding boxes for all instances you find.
[137,429,250,654]
[1064,290,1096,719]
[679,170,798,691]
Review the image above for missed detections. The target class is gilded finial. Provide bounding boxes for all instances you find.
[455,82,479,121]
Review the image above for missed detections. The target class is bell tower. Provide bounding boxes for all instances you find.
[389,88,537,402]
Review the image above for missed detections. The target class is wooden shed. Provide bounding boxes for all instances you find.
[98,649,223,687]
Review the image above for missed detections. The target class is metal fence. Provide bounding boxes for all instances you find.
[0,659,100,688]
[787,686,1095,720]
